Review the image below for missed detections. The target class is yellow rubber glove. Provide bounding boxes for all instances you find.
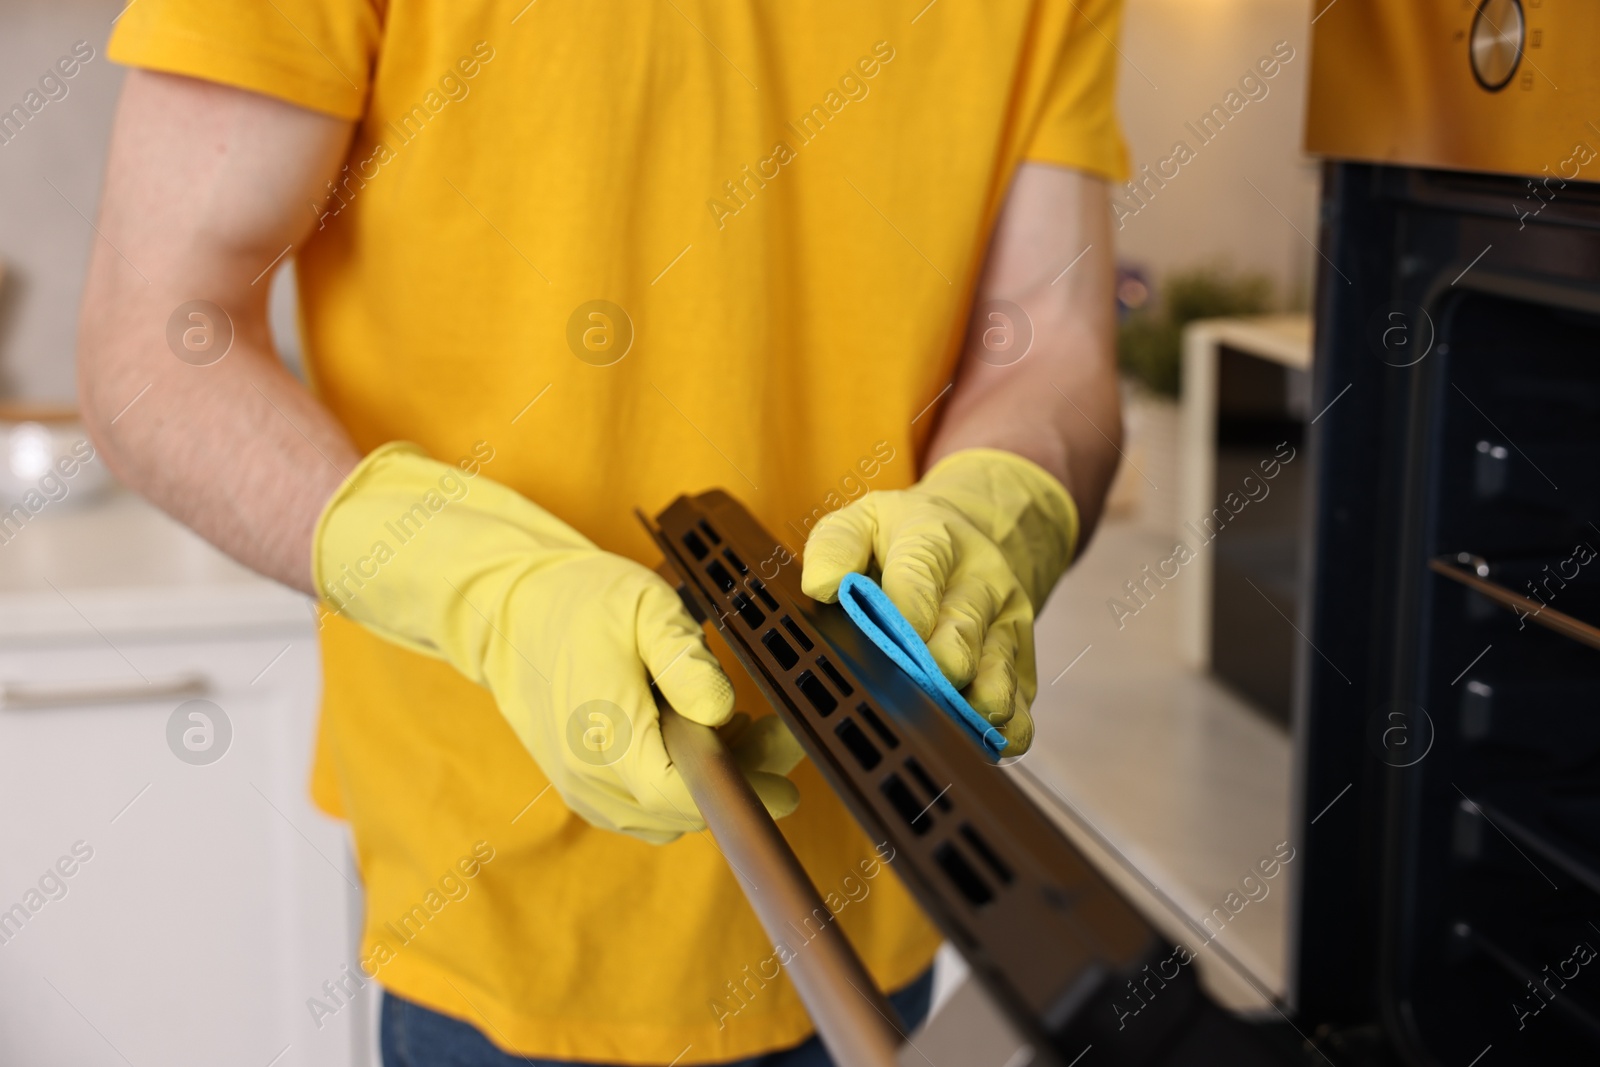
[313,443,803,844]
[801,448,1078,755]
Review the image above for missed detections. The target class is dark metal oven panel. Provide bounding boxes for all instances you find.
[645,492,1295,1066]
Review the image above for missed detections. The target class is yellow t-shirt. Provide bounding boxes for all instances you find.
[110,2,1126,1062]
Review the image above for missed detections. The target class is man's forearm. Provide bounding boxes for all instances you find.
[925,317,1121,541]
[925,163,1121,547]
[77,71,360,596]
[79,291,358,596]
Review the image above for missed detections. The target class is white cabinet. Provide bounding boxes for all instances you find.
[0,495,369,1067]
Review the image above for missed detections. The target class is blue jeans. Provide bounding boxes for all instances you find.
[380,967,934,1067]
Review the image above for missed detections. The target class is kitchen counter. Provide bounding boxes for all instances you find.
[0,487,309,640]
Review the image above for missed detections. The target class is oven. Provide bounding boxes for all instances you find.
[1295,1,1600,1062]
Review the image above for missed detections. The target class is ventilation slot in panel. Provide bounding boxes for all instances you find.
[934,842,994,907]
[749,578,779,611]
[904,758,951,812]
[856,703,899,749]
[705,560,737,593]
[697,519,721,545]
[835,717,881,770]
[796,670,838,716]
[682,530,710,560]
[761,629,799,670]
[880,772,931,834]
[780,615,815,651]
[815,656,853,696]
[729,592,764,629]
[959,823,1014,886]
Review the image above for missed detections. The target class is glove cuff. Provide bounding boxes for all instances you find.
[921,447,1080,610]
[311,442,424,610]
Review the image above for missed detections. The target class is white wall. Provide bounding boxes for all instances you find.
[0,0,301,403]
[0,0,127,402]
[1113,0,1321,308]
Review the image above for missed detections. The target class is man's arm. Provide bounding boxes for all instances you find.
[801,164,1119,750]
[924,162,1120,548]
[78,70,360,594]
[82,72,798,836]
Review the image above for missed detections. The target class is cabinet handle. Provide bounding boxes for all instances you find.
[0,673,210,710]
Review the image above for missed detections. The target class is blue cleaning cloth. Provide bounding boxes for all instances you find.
[837,572,1007,757]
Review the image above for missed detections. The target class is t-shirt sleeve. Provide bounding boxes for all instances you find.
[107,0,381,120]
[1022,0,1130,183]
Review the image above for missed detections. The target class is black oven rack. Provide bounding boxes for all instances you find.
[1473,788,1600,899]
[643,490,1294,1067]
[1453,672,1600,771]
[1457,924,1600,1043]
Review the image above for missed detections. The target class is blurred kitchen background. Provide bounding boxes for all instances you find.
[0,1,1320,1064]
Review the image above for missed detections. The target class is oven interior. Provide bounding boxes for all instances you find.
[1297,164,1600,1063]
[1410,288,1600,1059]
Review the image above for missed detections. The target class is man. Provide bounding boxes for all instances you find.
[80,1,1126,1063]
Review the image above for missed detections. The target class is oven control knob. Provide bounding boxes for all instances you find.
[1470,0,1524,91]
